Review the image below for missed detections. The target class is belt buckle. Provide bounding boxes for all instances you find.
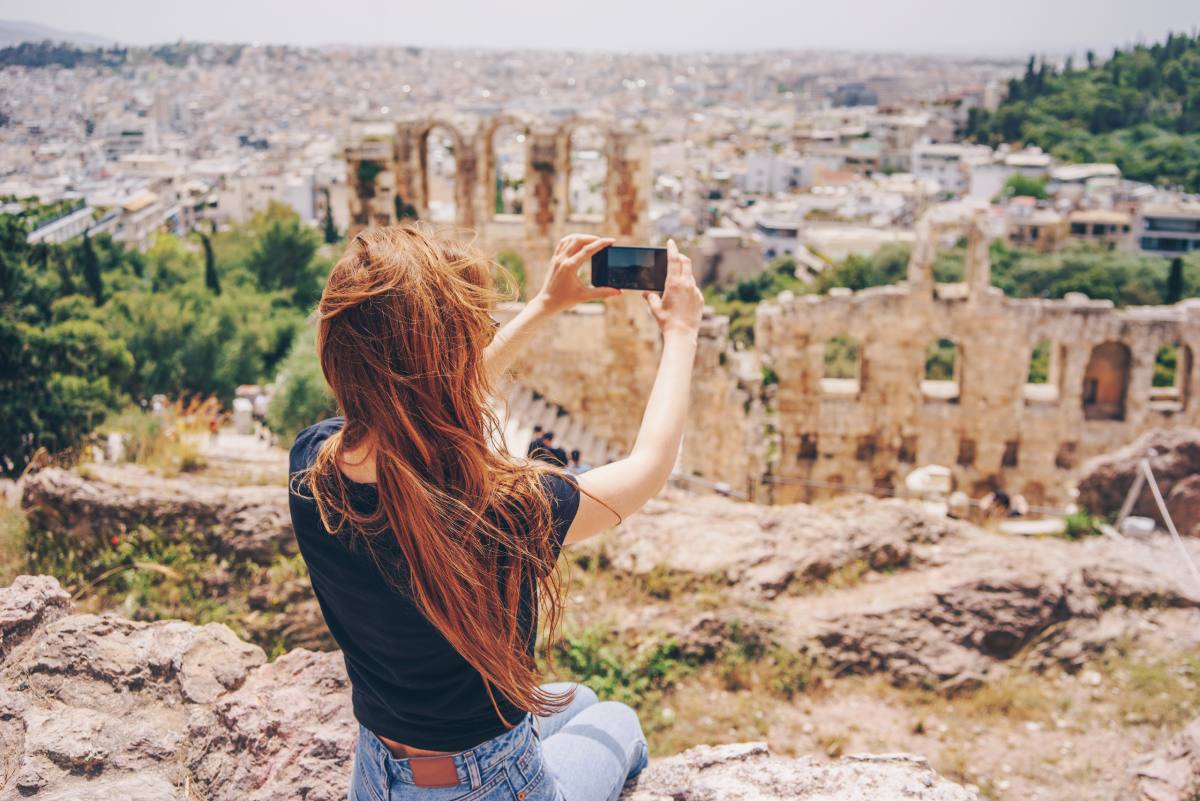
[409,754,460,788]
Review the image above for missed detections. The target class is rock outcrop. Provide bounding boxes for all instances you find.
[0,576,980,801]
[1077,428,1200,532]
[597,493,959,599]
[21,466,293,563]
[810,562,1200,688]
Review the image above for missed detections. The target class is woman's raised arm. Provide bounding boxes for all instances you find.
[565,239,704,545]
[483,235,617,386]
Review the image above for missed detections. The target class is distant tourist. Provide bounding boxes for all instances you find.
[535,431,567,467]
[567,448,593,475]
[288,227,702,800]
[525,424,544,458]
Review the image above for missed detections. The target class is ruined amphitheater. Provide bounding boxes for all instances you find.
[346,114,1200,507]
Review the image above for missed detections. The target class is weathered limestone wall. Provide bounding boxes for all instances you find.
[494,300,762,493]
[757,215,1200,506]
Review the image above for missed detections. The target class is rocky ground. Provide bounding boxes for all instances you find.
[0,575,981,801]
[5,430,1200,800]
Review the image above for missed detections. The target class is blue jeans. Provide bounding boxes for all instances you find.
[349,683,649,801]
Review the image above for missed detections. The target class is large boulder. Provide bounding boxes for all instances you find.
[1077,429,1200,527]
[0,576,981,801]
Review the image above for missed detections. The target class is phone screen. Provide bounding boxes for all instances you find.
[591,246,668,292]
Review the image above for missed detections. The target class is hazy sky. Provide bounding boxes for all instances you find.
[1,0,1197,55]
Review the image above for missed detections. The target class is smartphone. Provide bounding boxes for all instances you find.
[591,246,668,293]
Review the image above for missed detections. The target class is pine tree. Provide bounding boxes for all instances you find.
[200,232,221,295]
[78,230,103,305]
[1167,257,1184,304]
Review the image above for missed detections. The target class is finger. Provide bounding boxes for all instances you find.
[666,239,683,280]
[568,237,614,267]
[583,285,621,301]
[644,291,664,316]
[563,234,597,256]
[679,253,694,282]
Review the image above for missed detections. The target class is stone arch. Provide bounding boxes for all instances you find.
[1150,341,1194,412]
[560,119,609,222]
[1081,341,1131,421]
[922,338,961,402]
[483,115,531,220]
[821,333,862,396]
[416,120,468,224]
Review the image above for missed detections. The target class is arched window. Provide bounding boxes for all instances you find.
[1023,338,1061,403]
[422,126,458,223]
[567,125,607,222]
[922,338,960,401]
[821,334,861,396]
[492,124,526,219]
[1082,342,1131,421]
[1150,341,1194,412]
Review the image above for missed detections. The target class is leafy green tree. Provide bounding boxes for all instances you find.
[244,202,325,309]
[0,203,320,474]
[999,173,1048,200]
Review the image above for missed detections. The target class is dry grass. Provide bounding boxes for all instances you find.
[0,506,28,585]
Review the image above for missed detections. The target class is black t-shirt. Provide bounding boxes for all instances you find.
[288,417,580,751]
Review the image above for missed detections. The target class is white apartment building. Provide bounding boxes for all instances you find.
[740,152,806,195]
[967,148,1053,200]
[1138,203,1200,256]
[218,171,317,225]
[26,205,95,245]
[911,141,993,197]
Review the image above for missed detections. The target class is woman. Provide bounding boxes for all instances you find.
[288,225,703,801]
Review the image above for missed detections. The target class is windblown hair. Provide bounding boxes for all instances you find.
[301,224,569,720]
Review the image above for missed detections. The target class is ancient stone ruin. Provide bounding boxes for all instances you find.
[758,212,1200,506]
[346,113,651,288]
[348,116,1200,507]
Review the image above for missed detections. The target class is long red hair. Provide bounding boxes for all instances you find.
[302,224,569,720]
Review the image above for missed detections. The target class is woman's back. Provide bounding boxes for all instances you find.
[290,417,580,751]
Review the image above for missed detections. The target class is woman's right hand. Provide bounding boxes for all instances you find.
[644,239,704,337]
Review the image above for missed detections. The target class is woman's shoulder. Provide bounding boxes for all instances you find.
[288,416,345,474]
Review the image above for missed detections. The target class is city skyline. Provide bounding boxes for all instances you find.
[0,0,1197,56]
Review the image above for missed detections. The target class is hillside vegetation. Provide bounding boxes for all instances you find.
[967,32,1200,191]
[0,203,332,477]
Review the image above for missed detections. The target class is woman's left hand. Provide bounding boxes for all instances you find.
[533,235,621,314]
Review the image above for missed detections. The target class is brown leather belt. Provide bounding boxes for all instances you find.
[379,735,460,788]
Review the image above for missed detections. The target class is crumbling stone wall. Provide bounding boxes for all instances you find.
[757,214,1200,506]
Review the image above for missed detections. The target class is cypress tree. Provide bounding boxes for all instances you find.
[200,232,221,295]
[78,230,103,305]
[322,204,339,244]
[1167,257,1184,304]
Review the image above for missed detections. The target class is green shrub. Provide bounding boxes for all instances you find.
[267,327,337,444]
[1064,511,1105,539]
